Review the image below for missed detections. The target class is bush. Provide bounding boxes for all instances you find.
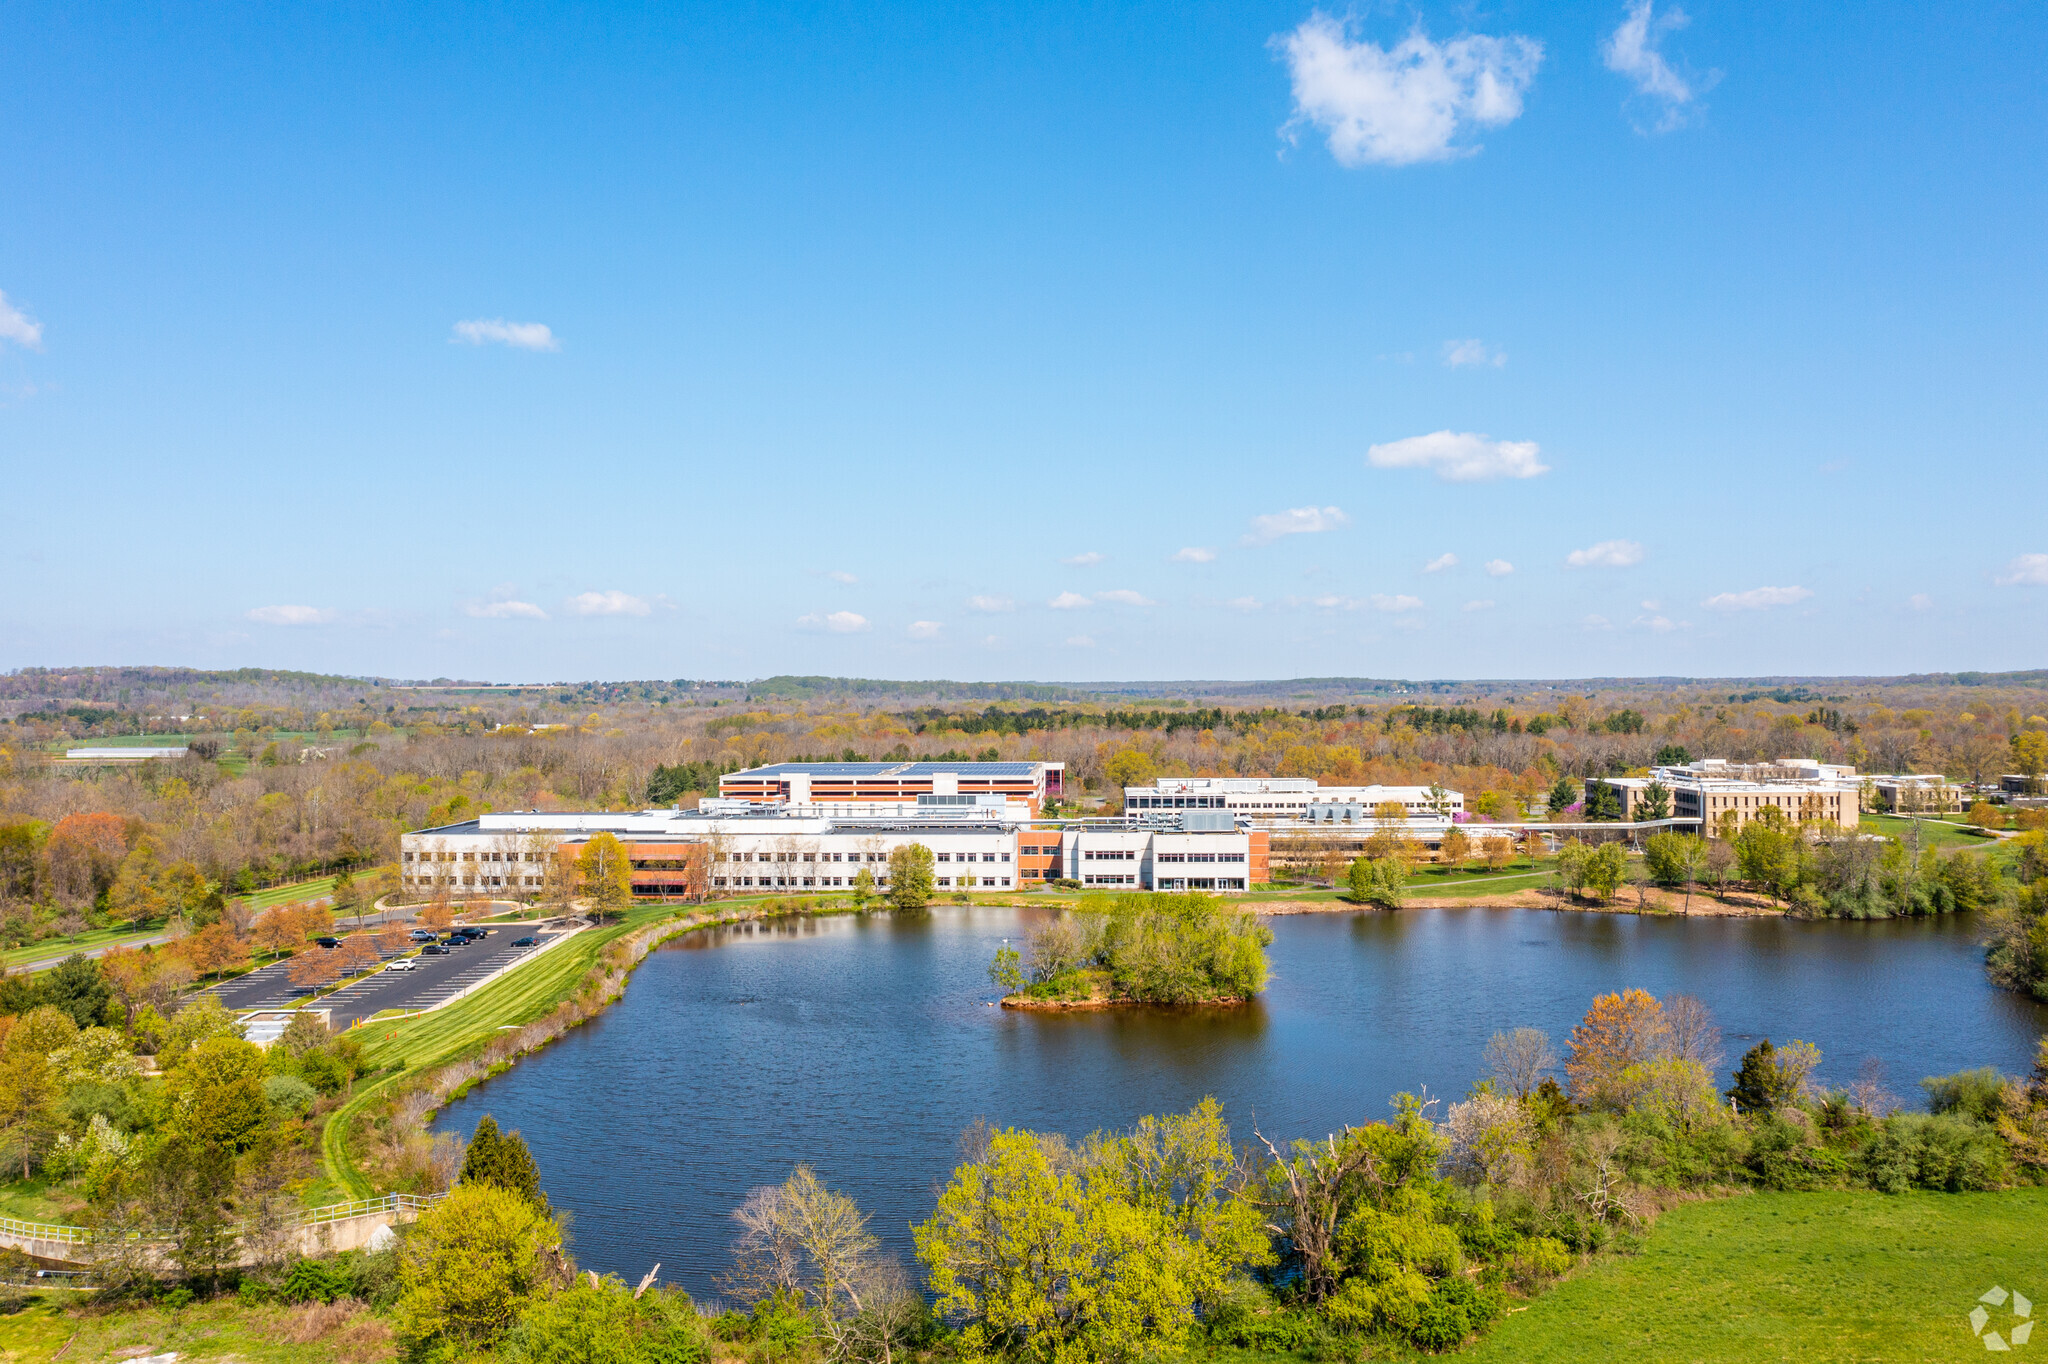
[1863,1113,2011,1193]
[282,1257,348,1304]
[1408,1278,1503,1352]
[1207,1303,1323,1353]
[1922,1067,2008,1124]
[264,1074,318,1116]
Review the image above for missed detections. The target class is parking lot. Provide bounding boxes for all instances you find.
[205,923,574,1030]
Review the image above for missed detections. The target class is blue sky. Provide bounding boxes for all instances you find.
[3,1,2045,683]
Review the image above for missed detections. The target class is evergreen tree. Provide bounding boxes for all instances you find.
[1546,776,1578,814]
[461,1115,546,1209]
[1728,1040,1797,1113]
[45,954,111,1029]
[1653,744,1693,768]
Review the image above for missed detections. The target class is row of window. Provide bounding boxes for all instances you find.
[1083,849,1137,861]
[711,875,896,888]
[1155,852,1249,863]
[403,874,542,888]
[937,851,1009,862]
[936,877,1013,888]
[1156,877,1249,891]
[713,851,900,863]
[404,850,544,863]
[1083,873,1138,886]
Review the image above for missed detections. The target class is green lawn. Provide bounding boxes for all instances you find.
[234,874,342,912]
[1861,813,2003,852]
[0,1293,388,1363]
[1456,1189,2048,1362]
[0,921,165,969]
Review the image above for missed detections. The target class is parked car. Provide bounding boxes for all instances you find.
[457,927,488,939]
[408,929,436,941]
[385,958,417,972]
[313,936,341,949]
[420,944,448,955]
[440,936,465,947]
[511,936,537,947]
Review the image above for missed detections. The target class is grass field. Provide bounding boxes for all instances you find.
[0,1293,388,1363]
[1454,1189,2048,1362]
[0,921,165,969]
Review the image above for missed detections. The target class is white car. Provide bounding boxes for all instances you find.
[385,958,418,972]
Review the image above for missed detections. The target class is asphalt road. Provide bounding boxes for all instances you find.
[204,923,573,1030]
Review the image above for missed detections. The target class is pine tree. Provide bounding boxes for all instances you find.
[461,1115,546,1209]
[1728,1040,1796,1113]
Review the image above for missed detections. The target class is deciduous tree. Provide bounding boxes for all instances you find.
[888,844,934,911]
[1566,988,1668,1108]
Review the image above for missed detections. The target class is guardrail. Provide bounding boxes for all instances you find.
[0,1191,446,1248]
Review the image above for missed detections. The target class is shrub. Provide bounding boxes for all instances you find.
[1863,1113,2011,1193]
[1922,1067,2007,1124]
[1408,1278,1504,1352]
[263,1074,318,1116]
[282,1257,348,1304]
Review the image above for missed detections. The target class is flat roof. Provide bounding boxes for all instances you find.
[728,761,1048,779]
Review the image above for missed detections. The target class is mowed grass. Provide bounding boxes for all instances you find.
[0,1293,386,1363]
[1861,813,2003,852]
[0,922,166,969]
[1456,1189,2048,1363]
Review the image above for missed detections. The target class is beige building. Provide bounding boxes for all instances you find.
[1588,758,1861,832]
[1862,774,1964,814]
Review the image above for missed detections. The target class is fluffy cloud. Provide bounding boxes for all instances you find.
[824,570,858,584]
[798,610,870,633]
[1565,539,1645,568]
[451,318,560,351]
[465,599,548,620]
[1275,13,1544,167]
[247,605,336,626]
[1173,547,1217,563]
[1245,505,1349,544]
[568,590,652,616]
[1603,1,1710,132]
[1701,586,1812,611]
[1423,552,1458,573]
[1370,593,1424,612]
[1462,599,1496,612]
[1994,554,2048,587]
[1484,558,1515,576]
[1632,613,1679,632]
[0,290,44,350]
[1062,551,1106,567]
[1442,339,1505,368]
[1048,592,1092,609]
[907,620,943,639]
[1095,589,1155,607]
[967,595,1015,612]
[1367,430,1548,482]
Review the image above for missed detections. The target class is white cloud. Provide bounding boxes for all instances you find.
[1061,551,1106,567]
[1226,596,1263,612]
[1640,599,1662,611]
[1423,552,1459,573]
[247,605,336,626]
[452,318,560,351]
[1173,547,1217,563]
[568,590,652,616]
[1582,614,1613,631]
[1245,505,1349,544]
[907,620,943,639]
[1064,635,1096,648]
[1603,1,1711,132]
[1908,593,1932,611]
[825,570,858,584]
[0,290,44,350]
[1096,589,1155,607]
[1274,13,1544,167]
[1701,585,1813,611]
[1308,594,1360,610]
[465,599,548,620]
[1632,613,1679,633]
[1565,539,1646,568]
[966,594,1015,612]
[1462,599,1496,612]
[1442,338,1505,368]
[1367,430,1548,482]
[1995,553,2048,587]
[1484,558,1515,577]
[1370,593,1424,613]
[1049,592,1092,609]
[798,610,871,633]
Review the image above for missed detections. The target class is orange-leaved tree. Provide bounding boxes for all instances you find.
[1565,988,1669,1108]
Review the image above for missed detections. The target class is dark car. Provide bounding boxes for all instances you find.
[313,936,341,949]
[511,935,536,947]
[456,927,487,940]
[440,936,465,947]
[420,943,448,955]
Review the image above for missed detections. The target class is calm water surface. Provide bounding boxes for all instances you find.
[434,906,2047,1291]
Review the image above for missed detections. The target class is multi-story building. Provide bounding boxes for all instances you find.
[717,760,1063,819]
[1862,773,1964,814]
[398,800,1263,899]
[1588,758,1861,831]
[1122,777,1462,820]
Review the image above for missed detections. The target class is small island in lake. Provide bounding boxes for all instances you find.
[989,892,1272,1008]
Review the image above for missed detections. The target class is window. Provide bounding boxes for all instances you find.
[982,853,996,862]
[937,852,952,862]
[938,877,952,886]
[1000,852,1011,862]
[403,852,414,862]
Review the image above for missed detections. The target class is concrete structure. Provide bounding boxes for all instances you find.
[1862,773,1965,814]
[1588,758,1861,831]
[0,1193,437,1270]
[1123,777,1462,820]
[719,760,1064,819]
[61,746,189,762]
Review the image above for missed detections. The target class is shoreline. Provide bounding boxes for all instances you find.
[1253,888,1787,918]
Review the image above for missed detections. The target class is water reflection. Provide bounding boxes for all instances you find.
[435,905,2046,1294]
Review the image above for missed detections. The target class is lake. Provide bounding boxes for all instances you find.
[433,904,2048,1293]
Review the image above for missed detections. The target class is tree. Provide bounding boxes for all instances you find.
[332,934,378,977]
[1438,825,1471,871]
[851,866,875,911]
[419,899,458,933]
[1481,835,1514,874]
[888,844,935,911]
[2011,731,2048,793]
[988,945,1023,994]
[45,954,112,1028]
[0,1047,62,1178]
[1566,989,1668,1108]
[1727,1039,1820,1113]
[397,1182,565,1354]
[287,947,343,994]
[173,1034,270,1152]
[1423,783,1453,818]
[289,901,336,942]
[46,812,127,906]
[1652,743,1692,768]
[461,1115,547,1209]
[1734,819,1802,902]
[185,922,247,980]
[1102,749,1158,794]
[1583,782,1623,823]
[252,909,298,961]
[1967,800,2007,831]
[1483,1027,1557,1100]
[331,866,361,926]
[106,838,172,927]
[1583,843,1626,900]
[578,832,635,919]
[1346,856,1407,909]
[1546,776,1578,816]
[1635,780,1671,822]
